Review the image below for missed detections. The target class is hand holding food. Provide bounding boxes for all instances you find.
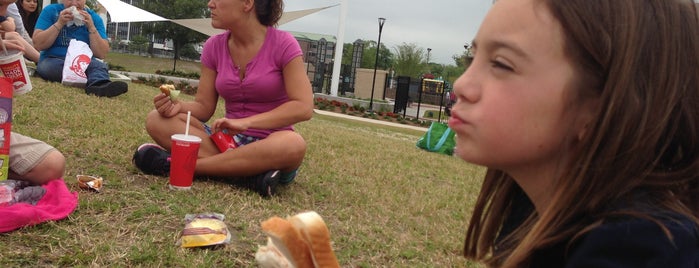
[159,84,181,100]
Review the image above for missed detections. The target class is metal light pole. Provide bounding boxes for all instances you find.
[427,48,431,63]
[369,17,386,112]
[426,48,431,73]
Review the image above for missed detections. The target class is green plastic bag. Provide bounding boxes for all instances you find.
[416,122,456,155]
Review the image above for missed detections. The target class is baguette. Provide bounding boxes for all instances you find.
[256,211,340,268]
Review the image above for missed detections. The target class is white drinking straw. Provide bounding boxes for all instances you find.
[185,111,191,136]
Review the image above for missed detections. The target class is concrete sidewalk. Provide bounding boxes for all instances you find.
[313,109,428,132]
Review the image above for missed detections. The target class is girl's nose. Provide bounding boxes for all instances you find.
[453,65,481,104]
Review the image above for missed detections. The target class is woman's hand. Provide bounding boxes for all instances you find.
[211,118,249,135]
[77,9,96,31]
[57,8,73,26]
[154,93,180,118]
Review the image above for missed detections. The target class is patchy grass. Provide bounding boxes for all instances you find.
[0,57,486,267]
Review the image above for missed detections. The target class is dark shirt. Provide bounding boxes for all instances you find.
[497,189,699,267]
[531,215,699,267]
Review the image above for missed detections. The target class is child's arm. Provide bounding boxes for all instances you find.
[0,16,15,32]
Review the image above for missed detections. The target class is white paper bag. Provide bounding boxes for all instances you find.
[62,39,92,88]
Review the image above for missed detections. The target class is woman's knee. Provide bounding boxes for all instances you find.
[274,131,307,160]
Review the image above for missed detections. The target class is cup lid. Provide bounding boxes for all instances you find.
[171,134,202,143]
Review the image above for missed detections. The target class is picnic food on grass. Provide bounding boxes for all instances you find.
[179,213,231,248]
[256,211,340,268]
[159,84,180,100]
[76,175,103,192]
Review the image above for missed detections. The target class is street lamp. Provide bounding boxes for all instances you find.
[426,48,432,73]
[369,17,386,112]
[427,48,431,63]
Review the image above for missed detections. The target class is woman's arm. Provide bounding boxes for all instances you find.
[211,56,313,133]
[32,7,67,51]
[79,10,108,59]
[154,65,219,123]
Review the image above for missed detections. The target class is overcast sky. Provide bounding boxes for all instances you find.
[278,0,493,65]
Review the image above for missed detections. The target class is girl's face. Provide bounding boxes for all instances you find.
[449,0,583,180]
[21,0,37,13]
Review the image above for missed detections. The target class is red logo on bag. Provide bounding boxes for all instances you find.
[69,54,91,78]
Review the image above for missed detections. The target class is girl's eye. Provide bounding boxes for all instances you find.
[491,60,513,71]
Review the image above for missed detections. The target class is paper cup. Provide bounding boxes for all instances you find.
[169,134,201,190]
[0,51,32,95]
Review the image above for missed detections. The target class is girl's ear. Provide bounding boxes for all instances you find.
[243,0,254,12]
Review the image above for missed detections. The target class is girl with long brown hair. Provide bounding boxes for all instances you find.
[449,0,699,266]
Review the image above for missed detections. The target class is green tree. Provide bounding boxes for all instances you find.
[392,42,426,79]
[442,64,465,87]
[360,41,393,70]
[341,42,354,65]
[452,48,472,68]
[137,0,209,71]
[129,35,149,56]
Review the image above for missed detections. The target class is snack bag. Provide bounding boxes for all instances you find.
[179,213,231,248]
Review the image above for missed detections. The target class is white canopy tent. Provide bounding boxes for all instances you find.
[94,0,346,96]
[95,0,337,35]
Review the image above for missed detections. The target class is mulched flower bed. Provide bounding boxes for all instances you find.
[313,97,432,128]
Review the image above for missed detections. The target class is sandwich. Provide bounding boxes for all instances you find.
[255,211,340,268]
[159,84,180,100]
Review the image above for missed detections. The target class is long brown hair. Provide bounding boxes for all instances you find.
[464,0,699,266]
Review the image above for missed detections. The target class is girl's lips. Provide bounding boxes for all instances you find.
[448,113,467,129]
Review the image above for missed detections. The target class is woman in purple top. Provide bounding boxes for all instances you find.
[133,0,313,197]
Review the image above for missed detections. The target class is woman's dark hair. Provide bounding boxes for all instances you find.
[16,0,40,37]
[464,0,699,266]
[254,0,283,26]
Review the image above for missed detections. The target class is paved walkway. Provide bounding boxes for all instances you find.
[313,109,428,131]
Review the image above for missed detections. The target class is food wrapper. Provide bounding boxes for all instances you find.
[67,6,85,27]
[179,213,231,248]
[76,175,103,192]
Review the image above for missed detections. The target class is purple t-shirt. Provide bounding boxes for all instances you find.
[201,27,303,138]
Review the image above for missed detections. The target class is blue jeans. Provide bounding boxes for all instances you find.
[36,56,110,87]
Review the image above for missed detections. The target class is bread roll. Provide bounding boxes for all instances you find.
[289,212,340,268]
[257,216,314,268]
[256,212,340,268]
[159,84,175,96]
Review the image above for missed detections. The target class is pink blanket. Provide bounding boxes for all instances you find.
[0,179,78,233]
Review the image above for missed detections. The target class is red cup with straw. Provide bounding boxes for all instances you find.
[169,111,200,190]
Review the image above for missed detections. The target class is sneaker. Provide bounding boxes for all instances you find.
[132,143,170,176]
[86,81,128,97]
[245,170,280,198]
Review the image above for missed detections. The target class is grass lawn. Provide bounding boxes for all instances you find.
[0,53,486,267]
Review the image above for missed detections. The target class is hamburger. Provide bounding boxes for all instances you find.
[255,211,340,268]
[159,84,181,100]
